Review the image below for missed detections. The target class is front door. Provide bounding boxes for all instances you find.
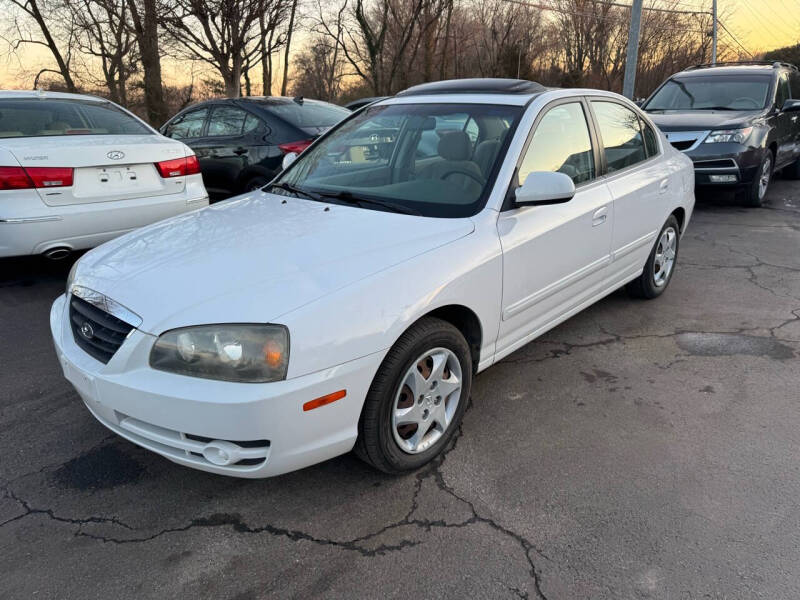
[496,99,613,358]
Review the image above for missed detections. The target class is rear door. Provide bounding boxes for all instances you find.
[496,99,613,356]
[198,104,260,194]
[589,99,666,282]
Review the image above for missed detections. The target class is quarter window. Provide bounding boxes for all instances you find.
[165,108,208,139]
[591,101,646,173]
[208,106,248,137]
[519,102,595,185]
[642,120,659,157]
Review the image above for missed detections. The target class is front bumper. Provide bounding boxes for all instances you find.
[50,294,383,478]
[678,142,764,187]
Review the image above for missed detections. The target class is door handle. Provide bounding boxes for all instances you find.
[592,206,608,227]
[659,178,670,193]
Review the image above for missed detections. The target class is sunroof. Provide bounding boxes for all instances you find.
[397,78,546,97]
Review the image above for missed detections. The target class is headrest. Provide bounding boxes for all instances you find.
[437,130,472,161]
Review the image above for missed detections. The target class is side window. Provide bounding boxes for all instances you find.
[790,72,800,99]
[776,74,790,108]
[591,101,646,173]
[641,119,659,157]
[519,102,595,185]
[164,108,208,139]
[207,106,248,137]
[243,113,265,135]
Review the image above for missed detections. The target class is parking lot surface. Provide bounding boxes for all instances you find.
[1,181,799,599]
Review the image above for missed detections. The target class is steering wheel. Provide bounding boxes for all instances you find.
[730,97,760,109]
[440,169,485,186]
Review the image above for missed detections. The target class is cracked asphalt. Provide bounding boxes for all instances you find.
[2,180,799,600]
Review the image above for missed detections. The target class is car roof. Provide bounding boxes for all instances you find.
[0,90,109,103]
[674,65,781,79]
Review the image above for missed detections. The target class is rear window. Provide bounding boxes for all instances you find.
[0,99,151,138]
[263,101,349,133]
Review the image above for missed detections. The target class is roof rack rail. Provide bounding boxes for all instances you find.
[397,78,546,97]
[683,61,798,71]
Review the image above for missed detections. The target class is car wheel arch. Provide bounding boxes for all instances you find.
[671,207,686,233]
[236,166,277,191]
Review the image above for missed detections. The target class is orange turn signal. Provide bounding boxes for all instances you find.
[303,389,346,412]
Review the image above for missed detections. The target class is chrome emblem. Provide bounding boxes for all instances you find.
[107,150,125,160]
[80,322,94,340]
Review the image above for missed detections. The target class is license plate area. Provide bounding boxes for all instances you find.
[66,163,172,203]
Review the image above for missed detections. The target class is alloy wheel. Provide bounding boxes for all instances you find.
[653,226,677,288]
[391,347,463,454]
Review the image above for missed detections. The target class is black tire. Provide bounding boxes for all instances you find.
[354,317,473,474]
[626,214,681,300]
[243,175,269,192]
[742,151,773,207]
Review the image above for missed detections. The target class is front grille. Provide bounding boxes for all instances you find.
[670,140,695,151]
[69,295,135,363]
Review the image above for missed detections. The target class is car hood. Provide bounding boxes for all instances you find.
[646,110,763,131]
[74,192,475,334]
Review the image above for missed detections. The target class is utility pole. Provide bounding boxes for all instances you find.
[622,0,644,99]
[711,0,718,64]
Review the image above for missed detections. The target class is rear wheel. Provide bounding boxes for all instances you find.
[355,317,472,474]
[243,175,269,192]
[626,215,680,299]
[742,151,772,207]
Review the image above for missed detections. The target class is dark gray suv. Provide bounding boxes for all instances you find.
[643,61,800,206]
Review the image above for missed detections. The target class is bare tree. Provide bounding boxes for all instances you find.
[127,0,168,124]
[2,0,78,90]
[163,0,272,98]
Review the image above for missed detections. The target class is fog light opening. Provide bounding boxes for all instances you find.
[709,174,738,183]
[201,440,242,466]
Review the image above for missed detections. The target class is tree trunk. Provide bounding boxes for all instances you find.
[27,0,76,91]
[281,0,298,96]
[128,0,168,125]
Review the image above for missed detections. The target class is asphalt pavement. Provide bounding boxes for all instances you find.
[1,180,799,599]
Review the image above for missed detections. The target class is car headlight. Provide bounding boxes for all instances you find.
[149,324,289,383]
[66,261,78,295]
[704,127,753,144]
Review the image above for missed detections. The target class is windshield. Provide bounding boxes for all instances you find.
[645,75,772,111]
[0,99,151,138]
[274,102,522,218]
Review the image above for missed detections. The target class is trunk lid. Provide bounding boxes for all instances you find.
[1,134,189,205]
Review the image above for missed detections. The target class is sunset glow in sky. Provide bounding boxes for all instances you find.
[0,0,799,89]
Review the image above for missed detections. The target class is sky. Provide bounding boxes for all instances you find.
[0,0,799,90]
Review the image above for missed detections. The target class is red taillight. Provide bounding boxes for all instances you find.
[155,156,200,178]
[278,139,313,154]
[0,166,73,190]
[185,155,201,175]
[0,166,33,190]
[25,167,73,188]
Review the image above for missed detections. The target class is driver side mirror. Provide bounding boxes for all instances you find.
[282,152,298,170]
[781,99,800,112]
[515,171,576,207]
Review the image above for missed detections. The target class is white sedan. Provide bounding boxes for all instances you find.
[51,79,694,478]
[0,90,208,258]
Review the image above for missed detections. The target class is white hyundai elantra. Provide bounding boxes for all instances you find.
[0,90,208,258]
[51,79,694,478]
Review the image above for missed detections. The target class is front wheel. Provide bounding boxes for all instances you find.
[626,215,680,299]
[742,152,772,207]
[355,317,472,474]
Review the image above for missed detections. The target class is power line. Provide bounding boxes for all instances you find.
[717,19,753,57]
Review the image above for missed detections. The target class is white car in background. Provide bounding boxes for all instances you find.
[0,90,208,258]
[52,79,694,478]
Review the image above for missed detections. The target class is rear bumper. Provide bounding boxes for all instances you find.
[0,176,208,257]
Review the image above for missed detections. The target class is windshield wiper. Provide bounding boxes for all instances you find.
[699,105,738,110]
[269,182,323,201]
[313,190,421,216]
